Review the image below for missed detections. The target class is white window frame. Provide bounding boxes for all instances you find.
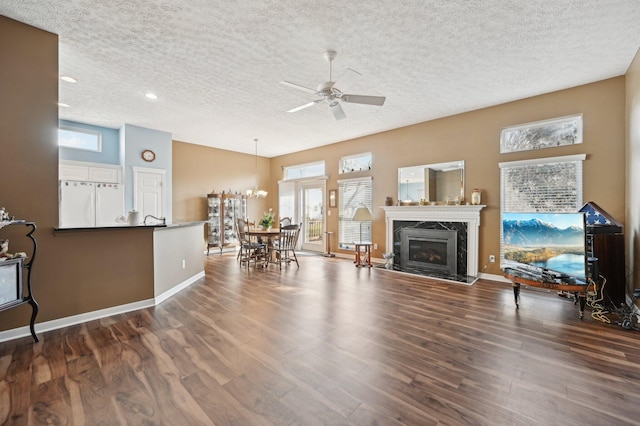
[337,176,373,250]
[58,125,102,152]
[500,114,583,154]
[339,152,372,174]
[283,161,325,180]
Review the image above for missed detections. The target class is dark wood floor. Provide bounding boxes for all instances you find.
[2,253,640,425]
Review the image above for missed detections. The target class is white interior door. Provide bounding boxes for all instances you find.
[133,167,166,224]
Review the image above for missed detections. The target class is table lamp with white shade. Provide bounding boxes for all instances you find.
[352,206,372,243]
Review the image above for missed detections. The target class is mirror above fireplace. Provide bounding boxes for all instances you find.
[398,161,465,204]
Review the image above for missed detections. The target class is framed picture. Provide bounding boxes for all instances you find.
[329,189,337,208]
[500,114,583,153]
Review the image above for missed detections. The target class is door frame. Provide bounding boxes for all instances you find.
[278,176,327,252]
[133,166,166,219]
[300,179,326,252]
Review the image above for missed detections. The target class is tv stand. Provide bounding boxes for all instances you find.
[504,268,595,319]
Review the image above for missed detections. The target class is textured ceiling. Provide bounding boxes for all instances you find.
[2,1,640,157]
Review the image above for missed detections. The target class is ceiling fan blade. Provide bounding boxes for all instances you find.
[287,100,320,113]
[329,102,346,121]
[333,68,361,92]
[342,94,386,106]
[280,80,317,94]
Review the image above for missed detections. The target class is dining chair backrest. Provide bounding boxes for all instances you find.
[279,224,300,250]
[237,218,248,240]
[279,217,292,227]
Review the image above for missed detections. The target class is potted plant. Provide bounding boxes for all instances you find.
[259,209,275,230]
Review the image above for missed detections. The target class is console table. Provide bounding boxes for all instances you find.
[504,269,594,319]
[0,221,39,341]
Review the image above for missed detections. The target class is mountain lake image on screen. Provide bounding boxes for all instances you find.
[502,212,587,282]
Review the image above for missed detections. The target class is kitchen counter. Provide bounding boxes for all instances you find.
[155,220,206,230]
[54,220,205,232]
[54,220,206,306]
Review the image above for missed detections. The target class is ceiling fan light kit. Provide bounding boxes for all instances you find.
[281,50,386,121]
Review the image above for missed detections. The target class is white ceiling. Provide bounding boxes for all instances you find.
[2,1,640,158]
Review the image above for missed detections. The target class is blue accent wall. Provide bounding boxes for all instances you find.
[58,120,173,223]
[58,120,120,164]
[122,124,173,222]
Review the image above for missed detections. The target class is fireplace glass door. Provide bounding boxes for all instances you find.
[401,228,457,275]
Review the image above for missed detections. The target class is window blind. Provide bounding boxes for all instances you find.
[500,155,584,213]
[338,177,372,249]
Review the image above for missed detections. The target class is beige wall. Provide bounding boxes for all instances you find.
[172,140,271,225]
[153,225,204,297]
[0,17,154,333]
[626,47,640,292]
[270,78,627,276]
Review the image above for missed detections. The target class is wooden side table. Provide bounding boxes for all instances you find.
[354,241,373,268]
[323,231,335,257]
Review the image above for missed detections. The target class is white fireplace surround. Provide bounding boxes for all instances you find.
[380,205,485,277]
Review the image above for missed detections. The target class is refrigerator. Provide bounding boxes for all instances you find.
[59,180,125,228]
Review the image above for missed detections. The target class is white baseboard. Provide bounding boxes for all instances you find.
[0,271,204,343]
[479,272,511,283]
[155,271,204,305]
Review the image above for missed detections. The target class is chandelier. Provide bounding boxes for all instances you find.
[246,138,268,198]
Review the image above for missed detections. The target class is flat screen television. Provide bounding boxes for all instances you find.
[502,212,587,283]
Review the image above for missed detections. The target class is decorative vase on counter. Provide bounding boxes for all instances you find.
[471,189,482,205]
[127,209,139,225]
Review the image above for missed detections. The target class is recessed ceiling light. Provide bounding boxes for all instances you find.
[60,76,77,83]
[145,92,158,100]
[58,102,71,108]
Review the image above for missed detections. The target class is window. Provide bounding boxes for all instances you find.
[338,177,372,249]
[58,126,102,152]
[283,161,325,180]
[340,152,372,174]
[500,114,582,154]
[499,154,586,262]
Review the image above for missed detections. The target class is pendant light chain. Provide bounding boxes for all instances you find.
[247,138,267,198]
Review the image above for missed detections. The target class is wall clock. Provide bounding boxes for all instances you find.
[141,149,156,162]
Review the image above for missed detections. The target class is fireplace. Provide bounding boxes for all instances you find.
[401,228,457,274]
[381,205,484,284]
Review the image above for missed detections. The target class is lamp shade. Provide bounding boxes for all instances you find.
[246,187,268,198]
[352,207,372,221]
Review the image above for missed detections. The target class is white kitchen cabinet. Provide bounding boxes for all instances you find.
[59,161,122,183]
[59,163,89,181]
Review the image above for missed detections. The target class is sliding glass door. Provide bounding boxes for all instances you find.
[278,178,326,253]
[301,182,324,251]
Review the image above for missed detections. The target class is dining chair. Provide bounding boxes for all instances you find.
[269,224,300,269]
[279,217,292,227]
[237,218,266,268]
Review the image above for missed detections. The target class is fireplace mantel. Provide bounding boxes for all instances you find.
[380,205,485,282]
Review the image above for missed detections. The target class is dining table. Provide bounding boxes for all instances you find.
[246,227,280,266]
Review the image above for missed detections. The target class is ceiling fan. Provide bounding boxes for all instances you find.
[281,50,386,121]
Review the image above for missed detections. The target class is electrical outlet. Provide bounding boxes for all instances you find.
[374,243,378,249]
[489,255,496,263]
[182,259,186,269]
